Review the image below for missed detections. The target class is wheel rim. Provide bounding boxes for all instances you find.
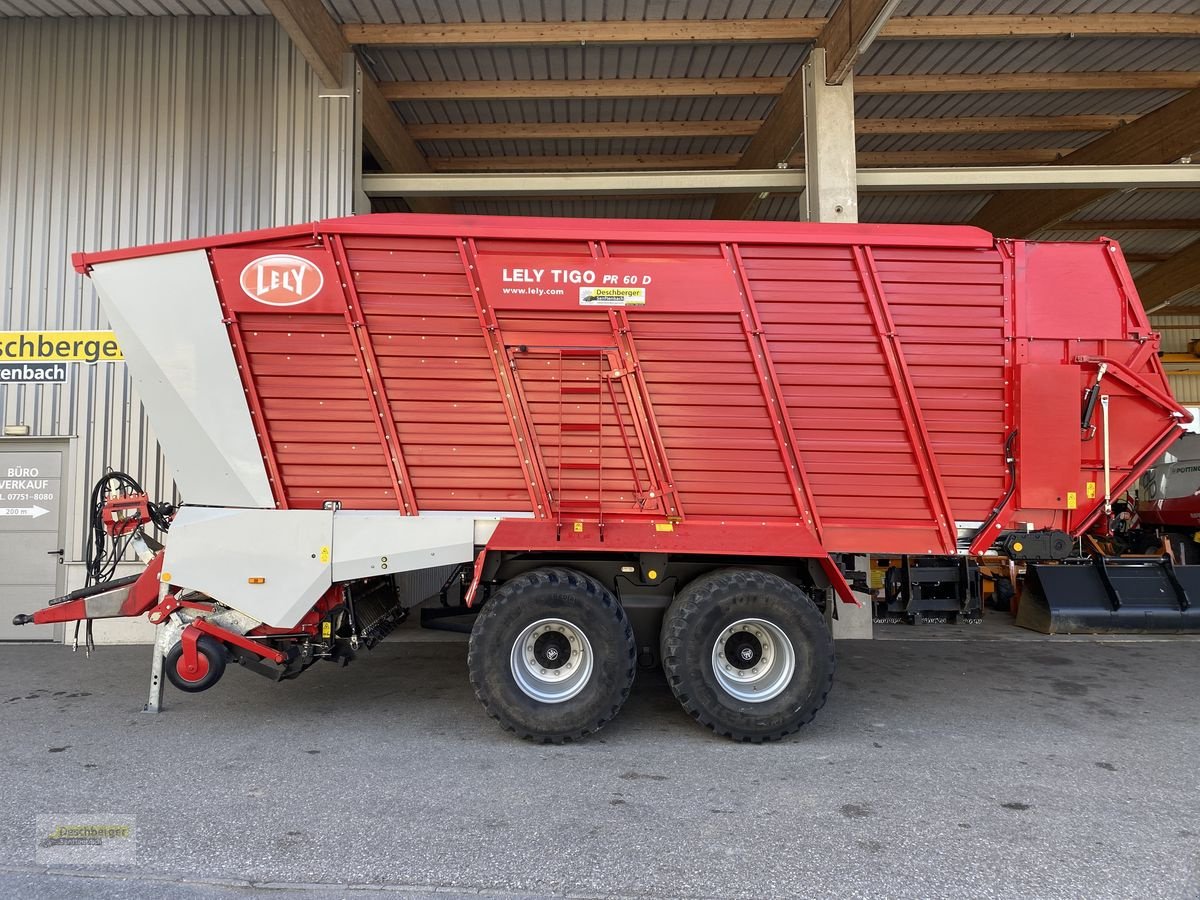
[510,618,594,703]
[177,652,210,682]
[711,617,796,703]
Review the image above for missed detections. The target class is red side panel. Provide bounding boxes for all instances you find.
[339,235,534,513]
[211,246,399,510]
[877,246,1009,525]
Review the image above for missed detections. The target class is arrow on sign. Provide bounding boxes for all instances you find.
[0,505,50,519]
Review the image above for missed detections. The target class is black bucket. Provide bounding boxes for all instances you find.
[1018,557,1200,634]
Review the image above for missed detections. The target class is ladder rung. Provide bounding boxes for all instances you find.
[560,461,601,470]
[561,423,601,432]
[561,385,601,394]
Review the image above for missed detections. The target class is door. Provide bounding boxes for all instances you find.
[0,439,69,640]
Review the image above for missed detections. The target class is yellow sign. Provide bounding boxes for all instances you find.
[1066,491,1078,510]
[1086,482,1097,499]
[0,330,122,363]
[655,522,674,532]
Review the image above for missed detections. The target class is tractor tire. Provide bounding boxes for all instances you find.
[164,634,227,693]
[660,568,835,743]
[468,567,636,743]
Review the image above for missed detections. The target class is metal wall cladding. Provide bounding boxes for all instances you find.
[0,16,354,557]
[1154,315,1200,403]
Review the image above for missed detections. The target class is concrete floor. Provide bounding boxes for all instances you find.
[1,635,1198,899]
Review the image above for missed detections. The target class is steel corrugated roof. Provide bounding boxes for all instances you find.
[0,0,263,13]
[1065,189,1200,220]
[396,95,778,126]
[898,1,1197,14]
[1029,230,1200,255]
[1162,287,1200,308]
[858,37,1200,76]
[753,192,994,222]
[453,196,715,218]
[419,135,749,158]
[854,89,1187,118]
[364,42,808,83]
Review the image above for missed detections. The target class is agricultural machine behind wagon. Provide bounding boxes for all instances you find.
[13,212,1199,743]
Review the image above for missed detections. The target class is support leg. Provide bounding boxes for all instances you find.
[143,624,165,714]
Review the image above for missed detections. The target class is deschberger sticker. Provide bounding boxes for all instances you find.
[239,254,324,307]
[580,286,646,307]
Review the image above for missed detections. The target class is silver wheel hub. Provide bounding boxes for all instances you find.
[711,617,796,703]
[510,617,594,704]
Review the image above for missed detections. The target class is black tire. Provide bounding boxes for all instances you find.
[165,634,227,693]
[989,576,1015,613]
[660,568,835,743]
[468,567,637,743]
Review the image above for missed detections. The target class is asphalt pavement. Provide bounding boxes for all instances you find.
[1,634,1198,899]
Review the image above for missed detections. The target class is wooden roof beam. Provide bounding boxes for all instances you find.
[970,88,1200,236]
[344,15,1200,47]
[1135,240,1200,308]
[379,72,1200,101]
[262,0,450,214]
[821,0,902,85]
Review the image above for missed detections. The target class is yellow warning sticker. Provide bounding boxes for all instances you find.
[319,545,330,563]
[573,522,583,533]
[1086,482,1096,499]
[655,523,674,532]
[1066,492,1078,510]
[321,621,332,639]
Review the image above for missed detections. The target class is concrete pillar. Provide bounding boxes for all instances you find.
[802,48,858,224]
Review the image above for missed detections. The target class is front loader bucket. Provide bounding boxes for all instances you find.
[1018,557,1200,634]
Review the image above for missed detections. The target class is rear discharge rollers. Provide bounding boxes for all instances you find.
[469,566,835,743]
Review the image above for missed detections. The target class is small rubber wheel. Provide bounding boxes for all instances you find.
[165,634,227,693]
[468,567,636,743]
[660,569,835,743]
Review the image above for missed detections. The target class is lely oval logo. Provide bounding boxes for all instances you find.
[239,254,324,307]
